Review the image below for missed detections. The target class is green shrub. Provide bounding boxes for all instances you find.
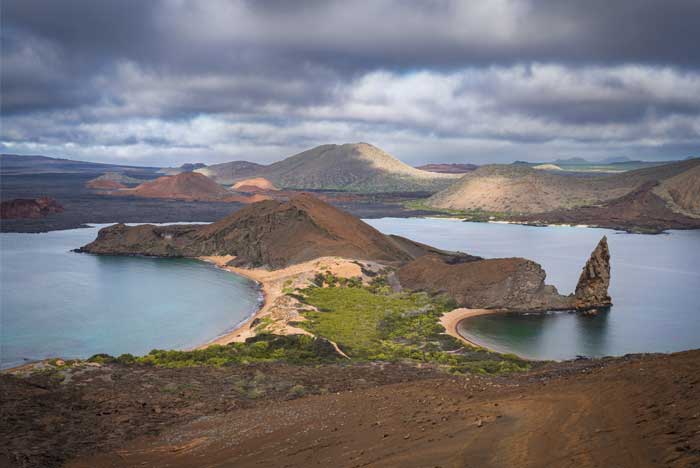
[287,384,306,399]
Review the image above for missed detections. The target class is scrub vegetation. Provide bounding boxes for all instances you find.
[88,272,529,374]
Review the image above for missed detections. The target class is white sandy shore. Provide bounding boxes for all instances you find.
[197,257,518,358]
[197,256,379,348]
[439,307,505,349]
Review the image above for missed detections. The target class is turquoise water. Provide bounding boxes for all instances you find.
[0,225,260,369]
[366,218,700,360]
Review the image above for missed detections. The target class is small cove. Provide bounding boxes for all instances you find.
[366,218,700,360]
[0,224,260,369]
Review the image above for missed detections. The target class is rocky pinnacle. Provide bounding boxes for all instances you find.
[574,236,612,310]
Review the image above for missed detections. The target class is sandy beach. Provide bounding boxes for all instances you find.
[439,307,503,349]
[197,256,382,347]
[199,256,509,354]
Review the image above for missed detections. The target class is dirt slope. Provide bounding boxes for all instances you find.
[199,143,460,192]
[515,181,700,232]
[428,158,700,214]
[86,172,144,190]
[656,164,700,215]
[195,161,265,182]
[79,193,414,268]
[231,177,279,192]
[122,172,233,201]
[48,350,700,468]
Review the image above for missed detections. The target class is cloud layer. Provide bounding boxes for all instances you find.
[2,0,699,165]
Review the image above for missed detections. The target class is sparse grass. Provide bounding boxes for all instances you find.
[297,274,529,374]
[88,334,339,369]
[86,274,529,375]
[403,199,512,222]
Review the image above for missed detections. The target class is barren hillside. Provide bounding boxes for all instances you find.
[428,159,700,214]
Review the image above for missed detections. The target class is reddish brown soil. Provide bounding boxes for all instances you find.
[0,362,443,468]
[4,351,698,467]
[196,193,416,267]
[516,181,700,233]
[0,197,64,219]
[397,253,573,310]
[122,172,234,201]
[78,193,417,268]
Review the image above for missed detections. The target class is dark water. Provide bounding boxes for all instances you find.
[366,218,700,360]
[0,225,260,369]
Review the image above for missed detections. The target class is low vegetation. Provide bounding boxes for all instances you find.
[86,272,528,375]
[297,273,529,374]
[404,199,512,222]
[88,334,338,368]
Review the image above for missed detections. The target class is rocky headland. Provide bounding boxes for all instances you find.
[0,197,64,219]
[78,193,611,313]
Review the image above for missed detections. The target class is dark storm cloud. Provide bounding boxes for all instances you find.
[1,0,699,164]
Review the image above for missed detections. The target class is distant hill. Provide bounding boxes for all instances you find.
[122,173,233,201]
[158,162,208,175]
[0,154,159,175]
[79,193,416,268]
[415,163,478,174]
[656,163,700,215]
[602,156,633,164]
[552,157,591,165]
[197,143,461,192]
[86,172,145,190]
[427,159,700,215]
[231,177,279,193]
[195,161,266,184]
[118,172,271,204]
[1,197,64,219]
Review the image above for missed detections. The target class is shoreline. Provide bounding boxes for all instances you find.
[196,255,280,346]
[440,308,504,350]
[196,256,374,347]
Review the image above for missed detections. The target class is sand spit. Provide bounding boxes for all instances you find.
[198,256,383,346]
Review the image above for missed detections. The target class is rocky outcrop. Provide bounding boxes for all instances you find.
[86,172,144,190]
[397,254,571,311]
[574,236,612,310]
[79,194,614,311]
[78,193,415,268]
[0,197,64,219]
[398,236,613,312]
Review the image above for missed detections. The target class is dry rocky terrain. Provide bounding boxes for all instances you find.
[197,143,460,192]
[428,159,700,217]
[3,351,699,468]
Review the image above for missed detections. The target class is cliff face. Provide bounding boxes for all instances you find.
[0,197,64,219]
[397,255,571,311]
[574,236,612,310]
[398,236,612,312]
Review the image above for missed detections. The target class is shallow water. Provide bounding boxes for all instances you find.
[365,218,700,360]
[0,224,260,369]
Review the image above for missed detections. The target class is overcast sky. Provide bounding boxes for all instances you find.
[2,0,700,166]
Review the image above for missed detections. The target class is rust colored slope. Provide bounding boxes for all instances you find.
[68,351,700,468]
[125,172,233,200]
[195,193,414,267]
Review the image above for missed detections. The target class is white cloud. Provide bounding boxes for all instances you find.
[3,64,699,165]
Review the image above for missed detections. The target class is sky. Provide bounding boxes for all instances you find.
[2,0,700,167]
